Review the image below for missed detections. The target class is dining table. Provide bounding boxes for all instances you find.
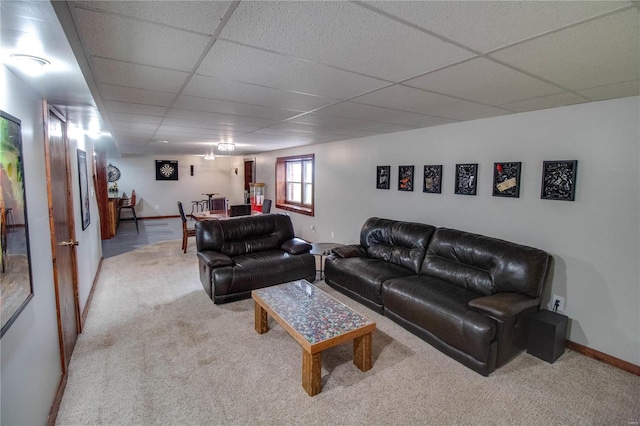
[201,193,219,210]
[192,209,262,221]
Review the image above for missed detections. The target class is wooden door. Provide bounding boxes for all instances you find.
[244,160,254,203]
[43,103,80,372]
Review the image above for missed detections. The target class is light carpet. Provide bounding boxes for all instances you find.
[56,241,640,425]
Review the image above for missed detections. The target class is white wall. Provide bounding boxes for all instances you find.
[107,155,246,217]
[257,97,640,366]
[1,65,104,425]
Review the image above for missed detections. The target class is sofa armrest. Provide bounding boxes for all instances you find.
[281,238,312,255]
[468,293,539,319]
[197,251,235,268]
[331,244,367,258]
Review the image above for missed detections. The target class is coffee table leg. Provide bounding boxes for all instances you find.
[254,301,269,334]
[302,349,322,396]
[353,333,373,372]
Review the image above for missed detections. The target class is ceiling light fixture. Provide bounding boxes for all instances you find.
[217,143,235,152]
[9,54,51,76]
[204,153,216,160]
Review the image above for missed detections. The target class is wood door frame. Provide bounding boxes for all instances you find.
[43,102,81,373]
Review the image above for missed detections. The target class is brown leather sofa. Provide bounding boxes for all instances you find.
[195,213,316,304]
[324,217,551,376]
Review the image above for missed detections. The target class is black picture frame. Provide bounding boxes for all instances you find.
[455,163,478,195]
[155,160,178,181]
[493,162,521,198]
[0,110,34,337]
[541,160,578,201]
[376,166,390,190]
[423,165,442,194]
[77,149,91,230]
[398,165,414,191]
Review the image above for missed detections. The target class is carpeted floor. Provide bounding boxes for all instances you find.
[56,240,640,425]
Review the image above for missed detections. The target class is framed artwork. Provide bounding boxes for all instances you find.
[77,149,91,230]
[455,163,478,195]
[155,160,178,181]
[398,165,414,191]
[0,110,34,337]
[423,165,442,194]
[541,160,578,201]
[376,166,390,189]
[493,162,521,198]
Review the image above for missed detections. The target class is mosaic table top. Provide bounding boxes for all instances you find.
[253,280,374,345]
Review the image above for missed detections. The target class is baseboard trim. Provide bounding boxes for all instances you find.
[566,340,640,376]
[46,372,67,426]
[81,258,103,328]
[138,215,180,220]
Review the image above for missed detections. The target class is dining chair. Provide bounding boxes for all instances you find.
[210,197,227,211]
[262,199,272,213]
[230,204,252,217]
[118,190,139,233]
[177,202,196,253]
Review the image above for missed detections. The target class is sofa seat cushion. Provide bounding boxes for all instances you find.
[382,275,496,364]
[212,249,315,299]
[324,256,415,307]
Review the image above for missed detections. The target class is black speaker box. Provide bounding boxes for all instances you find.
[527,309,568,363]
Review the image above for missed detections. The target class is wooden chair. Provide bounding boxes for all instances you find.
[118,190,139,233]
[262,199,272,213]
[177,202,195,253]
[230,204,251,217]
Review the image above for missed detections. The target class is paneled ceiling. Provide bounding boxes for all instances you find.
[4,1,639,157]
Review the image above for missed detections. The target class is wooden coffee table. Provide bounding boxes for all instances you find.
[252,280,376,396]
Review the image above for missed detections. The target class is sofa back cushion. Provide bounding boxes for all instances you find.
[195,213,295,256]
[360,217,436,274]
[421,228,550,298]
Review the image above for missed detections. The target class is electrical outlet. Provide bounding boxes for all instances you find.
[154,204,159,210]
[310,225,316,232]
[551,295,565,312]
[331,231,335,239]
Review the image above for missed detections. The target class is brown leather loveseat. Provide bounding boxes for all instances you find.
[195,213,316,304]
[324,217,551,376]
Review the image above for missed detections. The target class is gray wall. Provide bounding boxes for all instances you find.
[256,96,640,366]
[1,66,103,424]
[106,155,246,217]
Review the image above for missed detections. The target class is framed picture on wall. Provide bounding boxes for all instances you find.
[376,166,390,189]
[77,149,91,229]
[423,165,442,194]
[493,162,521,198]
[455,163,478,195]
[398,165,414,191]
[155,160,178,181]
[541,160,578,201]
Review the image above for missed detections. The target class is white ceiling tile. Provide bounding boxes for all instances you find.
[394,116,458,129]
[73,1,231,35]
[197,40,388,99]
[166,108,275,129]
[154,126,232,140]
[578,80,640,101]
[352,85,484,115]
[110,120,159,132]
[314,101,429,124]
[499,93,589,113]
[491,9,640,91]
[360,123,419,133]
[184,74,338,111]
[104,100,166,116]
[92,57,189,92]
[173,95,301,121]
[367,1,632,52]
[219,1,473,81]
[74,8,209,71]
[107,113,164,125]
[404,58,563,105]
[288,113,379,131]
[100,84,175,107]
[160,118,258,133]
[437,107,514,122]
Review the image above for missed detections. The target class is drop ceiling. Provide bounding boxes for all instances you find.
[3,1,639,157]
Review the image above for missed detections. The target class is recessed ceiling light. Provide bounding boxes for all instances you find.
[9,54,51,76]
[218,143,235,152]
[203,154,216,160]
[152,140,169,144]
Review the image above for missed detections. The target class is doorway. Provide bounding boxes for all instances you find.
[244,160,254,204]
[43,103,81,372]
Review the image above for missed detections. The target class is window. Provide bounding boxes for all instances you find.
[276,154,314,216]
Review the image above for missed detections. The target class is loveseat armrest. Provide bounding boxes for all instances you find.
[331,244,367,258]
[281,238,312,255]
[197,250,235,268]
[468,293,539,320]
